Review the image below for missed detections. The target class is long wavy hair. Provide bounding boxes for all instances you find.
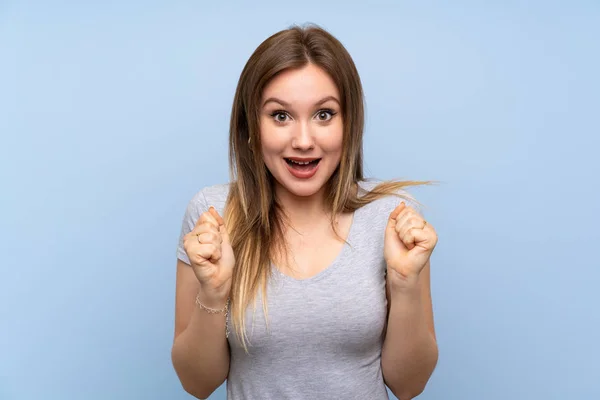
[223,24,431,352]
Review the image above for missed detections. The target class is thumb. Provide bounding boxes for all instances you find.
[209,206,231,244]
[386,202,406,232]
[219,224,231,245]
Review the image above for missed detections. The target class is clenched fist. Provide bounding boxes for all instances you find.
[384,202,438,288]
[183,206,235,298]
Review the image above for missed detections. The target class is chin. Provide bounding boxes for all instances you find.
[285,183,325,198]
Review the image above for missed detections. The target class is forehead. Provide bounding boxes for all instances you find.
[262,63,340,104]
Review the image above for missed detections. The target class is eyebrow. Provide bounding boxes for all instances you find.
[262,95,340,108]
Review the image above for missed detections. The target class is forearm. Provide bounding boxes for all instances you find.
[381,283,438,399]
[171,293,230,399]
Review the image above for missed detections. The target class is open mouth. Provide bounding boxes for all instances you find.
[284,158,321,171]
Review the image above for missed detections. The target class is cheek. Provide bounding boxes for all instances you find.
[259,126,284,155]
[318,122,344,153]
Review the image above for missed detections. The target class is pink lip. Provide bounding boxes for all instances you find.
[284,158,321,179]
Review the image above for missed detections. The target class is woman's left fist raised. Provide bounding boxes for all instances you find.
[384,202,438,286]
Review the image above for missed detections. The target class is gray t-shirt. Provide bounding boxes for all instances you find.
[176,179,417,399]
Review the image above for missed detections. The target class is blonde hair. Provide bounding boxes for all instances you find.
[223,24,432,352]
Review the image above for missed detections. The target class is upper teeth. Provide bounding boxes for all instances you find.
[290,160,312,165]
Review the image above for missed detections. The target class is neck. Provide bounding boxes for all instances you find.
[274,184,330,231]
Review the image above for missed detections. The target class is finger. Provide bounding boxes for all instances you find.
[194,231,222,245]
[389,202,406,221]
[394,207,417,234]
[395,213,423,239]
[395,210,425,250]
[189,221,220,238]
[421,222,438,246]
[209,207,232,244]
[196,209,219,229]
[195,243,221,263]
[405,226,435,250]
[208,206,225,226]
[387,202,406,233]
[401,228,417,250]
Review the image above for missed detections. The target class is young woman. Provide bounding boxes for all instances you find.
[171,24,439,400]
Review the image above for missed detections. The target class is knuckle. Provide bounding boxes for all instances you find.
[193,253,206,265]
[194,223,206,234]
[203,219,217,230]
[198,213,214,226]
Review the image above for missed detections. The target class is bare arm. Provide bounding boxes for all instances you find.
[381,260,439,400]
[171,259,230,399]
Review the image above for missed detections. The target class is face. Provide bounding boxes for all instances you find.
[259,63,343,200]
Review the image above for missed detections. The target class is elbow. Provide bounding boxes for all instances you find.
[383,352,438,400]
[171,344,218,399]
[384,374,426,400]
[172,362,217,399]
[393,385,426,400]
[180,382,213,400]
[383,376,420,400]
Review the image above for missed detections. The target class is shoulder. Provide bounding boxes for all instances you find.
[357,178,421,214]
[201,182,231,204]
[186,182,231,217]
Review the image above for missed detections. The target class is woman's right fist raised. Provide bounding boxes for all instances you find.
[183,206,235,297]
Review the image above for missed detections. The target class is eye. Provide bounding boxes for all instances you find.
[315,109,336,122]
[270,111,291,123]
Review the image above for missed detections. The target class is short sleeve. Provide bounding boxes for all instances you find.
[359,179,423,216]
[399,189,422,215]
[176,189,209,265]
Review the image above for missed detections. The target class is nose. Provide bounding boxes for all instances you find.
[291,121,315,150]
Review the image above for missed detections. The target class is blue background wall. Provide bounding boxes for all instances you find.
[1,1,599,399]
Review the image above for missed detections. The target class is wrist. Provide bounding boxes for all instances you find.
[195,287,231,339]
[196,286,230,310]
[387,268,421,292]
